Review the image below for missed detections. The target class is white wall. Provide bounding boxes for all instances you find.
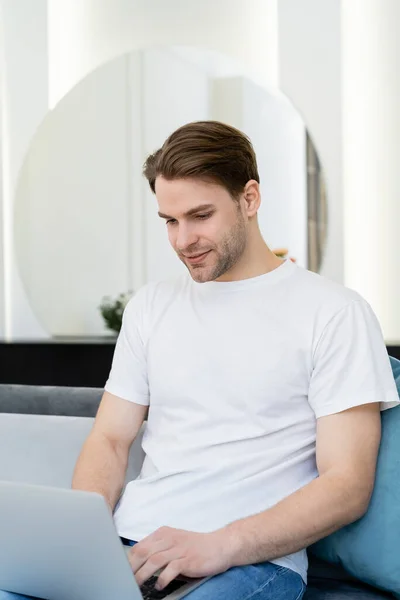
[0,0,49,339]
[47,0,279,107]
[278,0,343,283]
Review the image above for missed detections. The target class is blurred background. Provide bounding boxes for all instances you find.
[0,0,399,386]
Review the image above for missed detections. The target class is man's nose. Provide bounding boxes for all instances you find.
[176,224,199,252]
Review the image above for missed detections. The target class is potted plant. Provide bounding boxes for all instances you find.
[99,291,133,334]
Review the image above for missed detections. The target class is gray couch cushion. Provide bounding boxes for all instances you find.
[0,385,102,417]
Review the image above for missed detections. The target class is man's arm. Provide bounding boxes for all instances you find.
[129,402,381,590]
[223,402,381,564]
[72,391,147,512]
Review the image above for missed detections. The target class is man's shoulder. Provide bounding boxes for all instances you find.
[292,264,367,316]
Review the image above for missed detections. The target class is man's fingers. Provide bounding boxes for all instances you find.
[133,552,172,587]
[156,559,185,591]
[128,538,169,574]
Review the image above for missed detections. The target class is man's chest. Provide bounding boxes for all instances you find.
[145,306,311,415]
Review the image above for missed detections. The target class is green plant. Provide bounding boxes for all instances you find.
[99,290,134,333]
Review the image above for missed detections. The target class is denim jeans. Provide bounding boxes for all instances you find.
[0,540,306,600]
[185,562,306,599]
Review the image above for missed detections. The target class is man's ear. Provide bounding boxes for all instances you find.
[243,180,261,217]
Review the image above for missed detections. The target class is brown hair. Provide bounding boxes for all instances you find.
[143,121,260,200]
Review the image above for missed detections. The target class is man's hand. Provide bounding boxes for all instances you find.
[128,526,235,590]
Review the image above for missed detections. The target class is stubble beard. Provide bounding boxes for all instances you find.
[187,214,247,283]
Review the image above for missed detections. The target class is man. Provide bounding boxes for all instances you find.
[74,121,399,599]
[3,121,397,600]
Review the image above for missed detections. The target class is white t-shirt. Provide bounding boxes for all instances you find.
[104,259,399,583]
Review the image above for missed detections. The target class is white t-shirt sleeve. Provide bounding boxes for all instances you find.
[308,299,400,418]
[104,288,150,406]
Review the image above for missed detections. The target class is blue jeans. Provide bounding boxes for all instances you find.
[0,540,306,600]
[185,562,306,599]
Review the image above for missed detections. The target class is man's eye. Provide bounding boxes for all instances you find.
[166,219,177,225]
[197,213,211,220]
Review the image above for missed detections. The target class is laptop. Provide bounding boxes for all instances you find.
[0,481,210,600]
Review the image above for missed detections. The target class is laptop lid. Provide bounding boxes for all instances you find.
[0,481,140,600]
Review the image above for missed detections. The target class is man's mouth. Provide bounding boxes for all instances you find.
[184,250,211,264]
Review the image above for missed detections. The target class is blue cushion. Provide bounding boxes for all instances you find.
[309,356,400,599]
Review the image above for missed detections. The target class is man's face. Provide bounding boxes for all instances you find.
[156,177,248,283]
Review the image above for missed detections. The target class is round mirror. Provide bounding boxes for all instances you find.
[14,46,327,337]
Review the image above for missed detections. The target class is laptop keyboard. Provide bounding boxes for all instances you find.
[140,575,187,599]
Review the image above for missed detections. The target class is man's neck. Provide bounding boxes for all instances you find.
[215,243,284,283]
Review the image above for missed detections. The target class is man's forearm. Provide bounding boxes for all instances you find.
[220,470,370,567]
[72,431,128,512]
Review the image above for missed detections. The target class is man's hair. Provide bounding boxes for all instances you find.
[143,121,260,200]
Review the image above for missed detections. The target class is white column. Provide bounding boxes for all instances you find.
[0,25,4,338]
[47,0,279,107]
[342,0,400,343]
[0,0,49,339]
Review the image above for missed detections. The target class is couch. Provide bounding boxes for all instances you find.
[0,384,394,600]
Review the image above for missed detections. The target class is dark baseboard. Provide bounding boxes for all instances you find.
[1,340,399,388]
[387,346,400,360]
[0,338,116,388]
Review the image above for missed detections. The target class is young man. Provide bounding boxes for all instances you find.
[77,121,400,599]
[3,122,396,600]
